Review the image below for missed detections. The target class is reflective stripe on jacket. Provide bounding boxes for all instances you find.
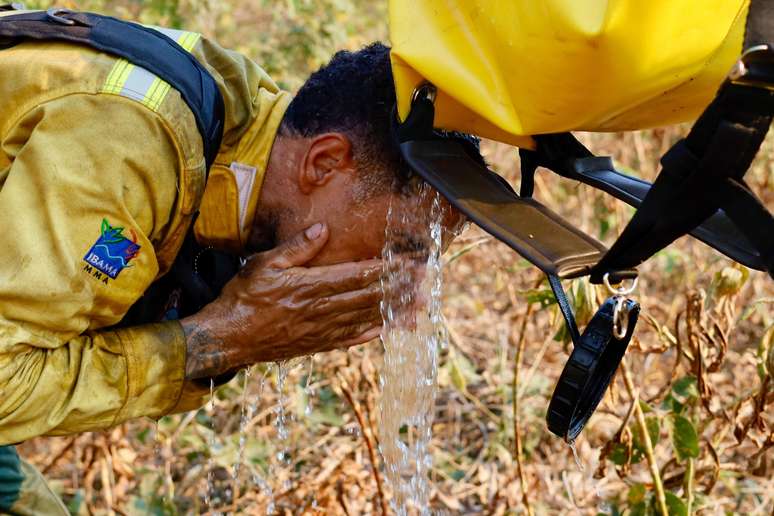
[0,12,290,442]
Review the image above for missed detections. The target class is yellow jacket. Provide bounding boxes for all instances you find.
[0,12,290,443]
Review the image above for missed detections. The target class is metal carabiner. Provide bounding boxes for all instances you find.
[603,272,638,297]
[603,272,637,340]
[46,8,75,25]
[411,81,437,105]
[728,44,774,91]
[611,296,629,340]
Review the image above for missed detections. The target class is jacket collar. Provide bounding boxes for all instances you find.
[194,89,291,251]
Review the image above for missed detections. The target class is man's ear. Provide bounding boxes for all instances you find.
[298,132,355,194]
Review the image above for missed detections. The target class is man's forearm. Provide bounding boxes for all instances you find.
[0,321,189,443]
[181,317,232,380]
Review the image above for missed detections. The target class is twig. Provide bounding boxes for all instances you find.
[336,375,388,516]
[336,481,351,516]
[459,386,501,424]
[42,437,77,475]
[517,333,552,400]
[508,283,536,516]
[621,359,668,516]
[685,458,694,515]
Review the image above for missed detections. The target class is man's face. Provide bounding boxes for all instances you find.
[257,132,465,266]
[280,180,465,267]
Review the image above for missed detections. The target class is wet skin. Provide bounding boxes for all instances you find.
[182,131,462,380]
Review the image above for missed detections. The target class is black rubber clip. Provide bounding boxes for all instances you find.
[546,294,640,442]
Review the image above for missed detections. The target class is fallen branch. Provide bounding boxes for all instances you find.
[508,282,536,516]
[42,436,77,475]
[621,359,669,516]
[337,374,389,516]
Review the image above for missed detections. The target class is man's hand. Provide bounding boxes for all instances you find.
[181,223,382,380]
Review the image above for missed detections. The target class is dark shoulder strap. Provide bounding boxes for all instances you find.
[118,230,242,327]
[0,9,224,170]
[587,0,774,281]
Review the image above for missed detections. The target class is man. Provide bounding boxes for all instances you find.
[0,12,474,513]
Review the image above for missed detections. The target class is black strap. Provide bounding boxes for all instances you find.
[0,10,224,171]
[520,133,768,272]
[720,178,774,273]
[587,0,774,281]
[547,274,581,346]
[118,230,242,327]
[591,82,774,280]
[744,0,774,49]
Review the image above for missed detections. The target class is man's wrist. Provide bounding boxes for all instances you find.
[181,316,232,380]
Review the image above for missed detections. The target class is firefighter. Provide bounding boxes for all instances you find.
[0,11,473,512]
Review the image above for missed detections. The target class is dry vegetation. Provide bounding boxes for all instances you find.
[19,0,774,514]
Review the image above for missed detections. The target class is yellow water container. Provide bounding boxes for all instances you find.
[390,0,749,148]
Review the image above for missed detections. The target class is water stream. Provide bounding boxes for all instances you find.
[379,184,448,516]
[233,366,253,482]
[303,354,315,417]
[205,378,220,514]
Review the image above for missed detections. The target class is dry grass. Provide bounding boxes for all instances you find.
[22,129,773,515]
[18,1,774,514]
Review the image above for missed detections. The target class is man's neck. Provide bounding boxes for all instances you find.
[246,206,279,253]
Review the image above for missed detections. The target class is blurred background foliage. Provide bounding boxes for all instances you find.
[17,0,774,514]
[28,0,389,91]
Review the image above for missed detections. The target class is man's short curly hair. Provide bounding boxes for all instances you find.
[280,42,405,196]
[280,42,484,198]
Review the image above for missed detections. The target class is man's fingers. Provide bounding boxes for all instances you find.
[326,305,382,328]
[334,325,383,351]
[304,260,383,296]
[312,322,382,354]
[263,223,330,269]
[309,282,382,316]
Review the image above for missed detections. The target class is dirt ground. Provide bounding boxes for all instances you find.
[19,0,774,514]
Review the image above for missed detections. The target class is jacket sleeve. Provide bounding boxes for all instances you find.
[0,94,208,444]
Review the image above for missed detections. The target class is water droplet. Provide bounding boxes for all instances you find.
[253,472,275,515]
[568,439,585,472]
[205,378,216,511]
[275,362,289,441]
[233,366,253,482]
[303,354,315,417]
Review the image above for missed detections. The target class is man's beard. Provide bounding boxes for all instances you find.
[246,209,279,253]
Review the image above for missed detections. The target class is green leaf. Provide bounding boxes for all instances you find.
[662,393,685,415]
[598,217,611,240]
[609,442,629,465]
[101,218,109,235]
[664,492,688,516]
[629,500,650,516]
[137,427,150,445]
[66,490,84,515]
[627,483,647,505]
[672,375,699,403]
[524,288,556,308]
[668,414,700,462]
[709,265,749,301]
[645,416,661,446]
[769,332,774,381]
[757,324,774,380]
[449,357,467,392]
